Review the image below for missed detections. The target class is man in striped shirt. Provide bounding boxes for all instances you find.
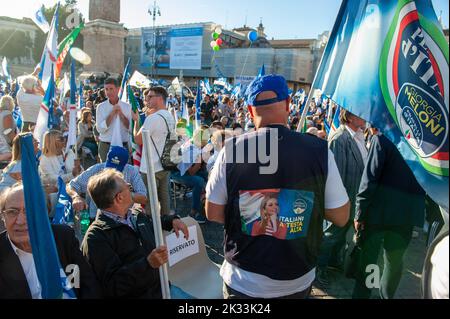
[67,146,147,220]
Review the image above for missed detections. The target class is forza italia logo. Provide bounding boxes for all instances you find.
[380,0,449,176]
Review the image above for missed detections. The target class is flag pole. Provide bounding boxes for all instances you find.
[142,130,171,299]
[297,0,348,133]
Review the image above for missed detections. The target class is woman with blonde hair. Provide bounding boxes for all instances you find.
[39,130,82,185]
[0,95,17,143]
[39,130,82,216]
[0,133,40,192]
[251,194,287,240]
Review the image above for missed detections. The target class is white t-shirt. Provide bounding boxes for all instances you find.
[206,147,349,298]
[95,100,132,143]
[140,110,175,174]
[16,90,43,123]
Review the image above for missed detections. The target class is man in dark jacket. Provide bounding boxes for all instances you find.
[82,168,188,298]
[352,132,425,299]
[0,183,101,299]
[317,110,367,285]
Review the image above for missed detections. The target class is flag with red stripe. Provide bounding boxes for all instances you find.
[128,85,143,168]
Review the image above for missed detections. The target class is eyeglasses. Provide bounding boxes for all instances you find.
[146,95,161,100]
[1,208,26,219]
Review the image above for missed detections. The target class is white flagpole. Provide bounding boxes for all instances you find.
[142,130,171,299]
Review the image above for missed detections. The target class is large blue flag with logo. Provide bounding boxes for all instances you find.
[314,0,448,210]
[20,134,76,299]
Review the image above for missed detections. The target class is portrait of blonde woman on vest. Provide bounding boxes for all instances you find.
[251,194,288,240]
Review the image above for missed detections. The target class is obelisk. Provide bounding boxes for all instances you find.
[81,0,127,75]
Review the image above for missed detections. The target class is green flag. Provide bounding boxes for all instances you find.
[128,86,143,167]
[55,22,84,79]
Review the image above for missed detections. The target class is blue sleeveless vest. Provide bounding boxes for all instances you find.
[224,125,328,280]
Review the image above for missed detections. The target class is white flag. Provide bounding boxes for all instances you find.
[129,71,151,89]
[31,6,50,34]
[66,104,78,151]
[39,4,59,90]
[110,117,123,148]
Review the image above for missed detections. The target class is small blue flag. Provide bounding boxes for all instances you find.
[53,176,74,225]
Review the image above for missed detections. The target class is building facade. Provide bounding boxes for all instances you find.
[124,22,328,91]
[0,16,39,76]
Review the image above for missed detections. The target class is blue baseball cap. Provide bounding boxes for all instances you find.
[245,75,289,107]
[105,146,129,172]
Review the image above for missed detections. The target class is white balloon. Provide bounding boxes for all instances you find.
[70,47,92,65]
[215,26,222,34]
[210,41,217,48]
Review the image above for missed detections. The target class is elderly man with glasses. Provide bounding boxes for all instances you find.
[0,183,102,299]
[81,169,188,298]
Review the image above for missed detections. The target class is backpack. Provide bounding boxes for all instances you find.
[150,114,181,171]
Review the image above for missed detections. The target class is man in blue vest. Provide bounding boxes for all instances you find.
[206,74,350,299]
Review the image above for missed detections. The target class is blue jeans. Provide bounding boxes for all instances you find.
[171,170,208,213]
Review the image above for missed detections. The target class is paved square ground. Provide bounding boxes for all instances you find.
[173,193,427,299]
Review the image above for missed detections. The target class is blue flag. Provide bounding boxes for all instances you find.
[78,81,84,109]
[13,78,19,98]
[324,119,331,135]
[20,134,76,299]
[257,64,266,78]
[70,59,77,105]
[332,105,341,132]
[231,84,242,99]
[195,81,202,130]
[119,58,132,100]
[32,6,50,33]
[12,106,23,131]
[53,176,74,225]
[204,79,212,94]
[312,0,448,210]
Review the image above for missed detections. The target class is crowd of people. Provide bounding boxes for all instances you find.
[0,69,446,299]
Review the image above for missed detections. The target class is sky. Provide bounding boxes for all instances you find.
[1,0,449,40]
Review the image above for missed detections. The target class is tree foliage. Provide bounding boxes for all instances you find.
[32,0,85,65]
[0,29,33,60]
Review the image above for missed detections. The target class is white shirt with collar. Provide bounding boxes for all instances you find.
[345,125,368,163]
[8,235,42,299]
[95,99,132,143]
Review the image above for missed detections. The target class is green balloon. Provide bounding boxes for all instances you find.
[213,32,220,40]
[213,45,220,51]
